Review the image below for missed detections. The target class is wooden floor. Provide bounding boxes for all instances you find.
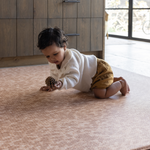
[105,37,150,78]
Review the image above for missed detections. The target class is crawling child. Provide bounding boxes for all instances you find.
[37,27,130,99]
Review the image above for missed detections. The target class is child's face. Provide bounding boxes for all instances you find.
[42,43,66,67]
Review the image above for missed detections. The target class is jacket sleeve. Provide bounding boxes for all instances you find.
[59,63,80,90]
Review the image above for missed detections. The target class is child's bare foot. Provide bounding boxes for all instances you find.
[128,86,130,92]
[114,77,123,82]
[120,78,129,96]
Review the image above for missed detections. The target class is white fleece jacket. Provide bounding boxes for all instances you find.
[48,49,97,92]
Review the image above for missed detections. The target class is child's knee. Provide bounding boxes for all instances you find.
[93,89,107,99]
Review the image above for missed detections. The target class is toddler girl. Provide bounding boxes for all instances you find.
[37,27,130,99]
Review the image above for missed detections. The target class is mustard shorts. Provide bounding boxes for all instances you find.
[91,58,114,90]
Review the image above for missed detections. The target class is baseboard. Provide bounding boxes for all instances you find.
[0,55,47,68]
[0,51,103,68]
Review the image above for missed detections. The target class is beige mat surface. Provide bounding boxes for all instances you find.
[0,65,150,150]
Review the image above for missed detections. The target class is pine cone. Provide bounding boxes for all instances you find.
[45,76,57,87]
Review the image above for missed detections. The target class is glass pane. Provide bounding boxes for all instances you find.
[133,0,150,8]
[106,0,129,8]
[132,9,150,39]
[107,10,128,36]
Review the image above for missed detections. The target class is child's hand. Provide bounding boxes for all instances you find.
[54,80,63,89]
[40,80,63,92]
[40,86,51,91]
[49,80,63,91]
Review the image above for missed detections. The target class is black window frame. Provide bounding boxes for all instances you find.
[106,0,150,42]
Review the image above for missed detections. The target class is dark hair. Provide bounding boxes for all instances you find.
[37,27,68,50]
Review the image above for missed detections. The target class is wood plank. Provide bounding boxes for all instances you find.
[17,0,33,18]
[91,0,104,17]
[48,0,62,18]
[91,18,103,51]
[48,19,62,29]
[34,0,47,18]
[77,18,90,52]
[34,19,47,55]
[0,0,16,18]
[17,19,33,56]
[78,0,90,18]
[63,19,77,49]
[0,19,16,57]
[63,2,77,18]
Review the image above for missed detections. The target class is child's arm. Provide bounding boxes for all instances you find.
[59,64,80,90]
[40,69,79,92]
[41,55,81,91]
[41,64,80,91]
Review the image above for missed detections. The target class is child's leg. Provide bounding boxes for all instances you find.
[114,77,130,92]
[93,78,129,99]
